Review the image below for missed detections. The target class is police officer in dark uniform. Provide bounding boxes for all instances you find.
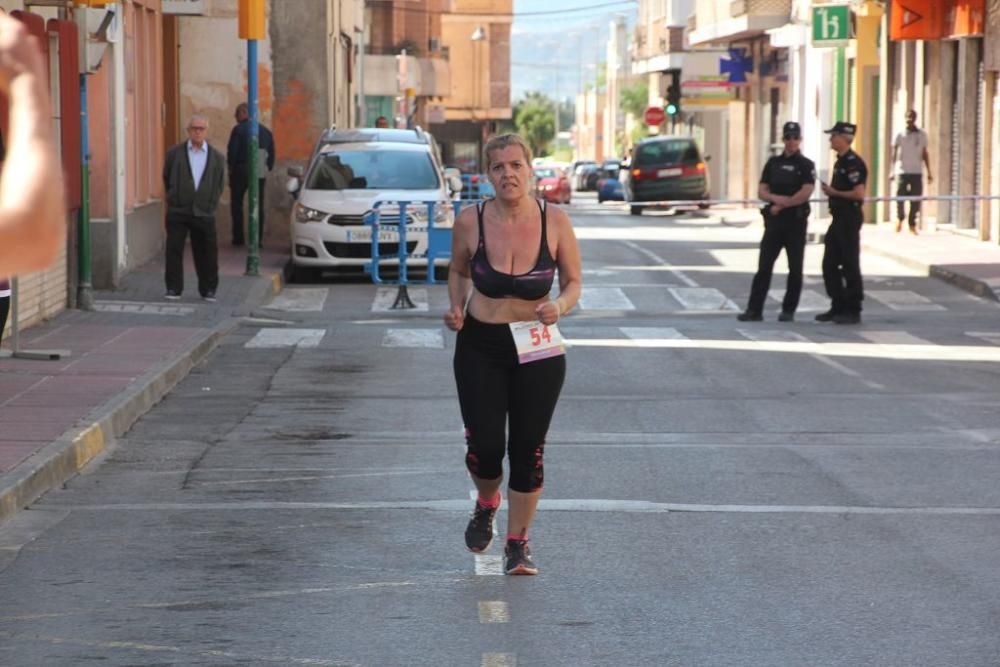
[738,121,816,322]
[817,121,868,325]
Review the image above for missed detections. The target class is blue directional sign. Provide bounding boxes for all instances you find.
[720,48,753,84]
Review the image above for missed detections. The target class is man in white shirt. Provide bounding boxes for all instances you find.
[890,109,932,234]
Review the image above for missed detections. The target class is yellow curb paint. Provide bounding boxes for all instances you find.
[270,271,283,295]
[478,601,510,623]
[72,424,107,468]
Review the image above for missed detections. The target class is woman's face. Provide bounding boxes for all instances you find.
[486,145,532,201]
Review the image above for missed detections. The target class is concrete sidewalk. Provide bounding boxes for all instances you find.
[0,244,286,523]
[859,222,1000,301]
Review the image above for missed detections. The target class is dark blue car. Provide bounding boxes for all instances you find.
[596,161,624,203]
[597,177,624,203]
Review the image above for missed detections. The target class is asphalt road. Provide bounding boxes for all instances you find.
[2,193,1000,666]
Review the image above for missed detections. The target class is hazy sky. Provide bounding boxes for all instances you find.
[510,0,637,102]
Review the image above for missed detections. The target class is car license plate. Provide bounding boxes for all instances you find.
[347,228,400,243]
[657,167,682,177]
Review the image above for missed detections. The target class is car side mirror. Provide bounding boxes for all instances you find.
[286,177,301,197]
[448,175,464,193]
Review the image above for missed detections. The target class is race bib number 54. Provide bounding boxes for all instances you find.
[509,320,566,364]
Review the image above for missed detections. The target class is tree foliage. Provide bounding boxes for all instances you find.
[514,91,556,157]
[621,81,649,120]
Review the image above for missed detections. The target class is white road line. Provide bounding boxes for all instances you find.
[382,328,444,348]
[51,499,1000,516]
[768,288,828,312]
[482,653,518,667]
[475,555,504,576]
[264,288,328,312]
[668,287,739,312]
[578,287,636,311]
[867,290,946,311]
[859,330,933,346]
[563,337,1000,363]
[244,328,326,349]
[372,287,429,312]
[478,601,511,623]
[620,327,688,340]
[620,240,699,286]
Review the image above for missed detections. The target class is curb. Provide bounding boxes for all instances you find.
[0,268,285,525]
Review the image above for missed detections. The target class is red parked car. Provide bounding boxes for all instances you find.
[533,167,571,204]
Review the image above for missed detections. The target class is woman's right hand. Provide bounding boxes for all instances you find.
[444,305,464,332]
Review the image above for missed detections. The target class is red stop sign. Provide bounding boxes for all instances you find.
[644,106,666,126]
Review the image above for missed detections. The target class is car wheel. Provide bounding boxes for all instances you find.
[598,197,604,204]
[630,205,642,216]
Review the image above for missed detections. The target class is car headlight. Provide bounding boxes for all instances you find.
[293,203,326,223]
[408,203,455,229]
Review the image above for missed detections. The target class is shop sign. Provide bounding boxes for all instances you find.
[812,4,851,47]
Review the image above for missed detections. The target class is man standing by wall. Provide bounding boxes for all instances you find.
[890,109,932,234]
[227,103,275,247]
[818,122,868,325]
[163,114,226,301]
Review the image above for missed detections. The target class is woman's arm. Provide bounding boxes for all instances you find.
[444,206,476,331]
[535,207,581,326]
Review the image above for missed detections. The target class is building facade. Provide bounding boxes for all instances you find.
[436,0,512,172]
[625,0,1000,241]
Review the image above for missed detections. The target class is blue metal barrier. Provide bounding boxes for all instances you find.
[363,199,475,309]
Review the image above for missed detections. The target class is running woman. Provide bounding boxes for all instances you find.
[444,133,582,575]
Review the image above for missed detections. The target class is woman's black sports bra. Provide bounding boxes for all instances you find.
[470,199,557,301]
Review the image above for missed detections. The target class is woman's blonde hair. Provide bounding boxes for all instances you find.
[483,133,533,171]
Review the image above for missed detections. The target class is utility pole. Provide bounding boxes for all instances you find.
[239,0,265,276]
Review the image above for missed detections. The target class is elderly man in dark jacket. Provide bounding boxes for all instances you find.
[163,113,226,301]
[227,102,275,247]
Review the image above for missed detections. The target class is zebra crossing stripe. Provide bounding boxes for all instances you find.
[768,289,827,312]
[264,288,328,312]
[245,328,326,348]
[620,327,687,340]
[859,331,932,346]
[578,287,636,310]
[382,329,444,348]
[867,290,946,311]
[736,329,811,343]
[372,287,429,312]
[668,287,739,311]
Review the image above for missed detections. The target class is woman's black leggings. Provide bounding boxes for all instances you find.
[453,313,566,493]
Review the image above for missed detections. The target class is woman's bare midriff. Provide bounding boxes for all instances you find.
[467,292,547,324]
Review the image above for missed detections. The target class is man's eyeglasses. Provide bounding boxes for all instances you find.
[188,126,208,131]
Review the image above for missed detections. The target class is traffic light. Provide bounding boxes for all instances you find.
[666,78,681,117]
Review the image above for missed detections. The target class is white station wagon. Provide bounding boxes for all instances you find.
[286,127,462,282]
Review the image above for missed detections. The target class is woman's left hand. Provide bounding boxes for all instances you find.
[535,300,560,326]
